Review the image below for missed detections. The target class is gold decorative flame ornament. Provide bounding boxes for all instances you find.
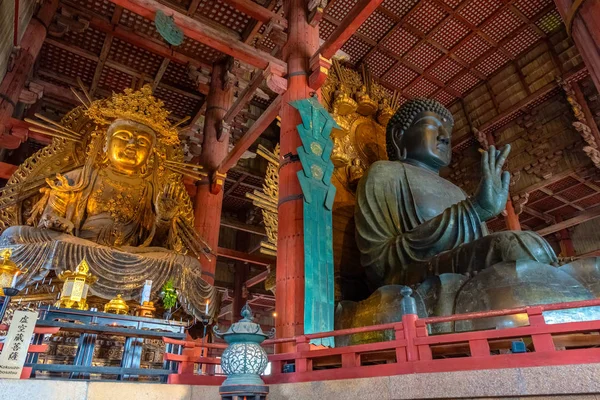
[56,259,97,310]
[104,294,130,315]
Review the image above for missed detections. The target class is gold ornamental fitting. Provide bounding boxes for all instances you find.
[57,259,98,284]
[135,301,156,318]
[104,294,130,315]
[333,92,358,116]
[56,259,97,311]
[377,106,395,126]
[0,249,24,296]
[356,94,378,116]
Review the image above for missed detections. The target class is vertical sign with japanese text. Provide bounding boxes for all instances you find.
[0,310,37,379]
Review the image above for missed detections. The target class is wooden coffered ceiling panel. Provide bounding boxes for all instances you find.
[323,0,562,106]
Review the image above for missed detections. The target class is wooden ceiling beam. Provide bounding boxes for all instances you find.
[220,0,286,28]
[152,58,171,91]
[217,247,274,266]
[220,216,266,237]
[536,204,600,236]
[242,0,276,44]
[218,94,281,173]
[318,0,385,60]
[245,270,269,288]
[452,66,587,150]
[223,69,266,126]
[107,0,287,76]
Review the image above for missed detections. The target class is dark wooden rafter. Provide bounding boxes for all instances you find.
[217,247,274,266]
[241,0,277,44]
[152,58,171,91]
[245,270,269,288]
[107,0,287,76]
[536,204,600,236]
[220,0,286,28]
[88,6,122,96]
[222,69,268,127]
[58,1,213,72]
[324,0,556,104]
[318,0,385,60]
[218,95,282,173]
[42,37,202,113]
[452,65,588,150]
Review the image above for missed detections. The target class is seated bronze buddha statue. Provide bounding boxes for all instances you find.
[336,98,600,341]
[0,86,218,319]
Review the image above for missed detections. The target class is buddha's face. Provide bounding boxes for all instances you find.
[106,120,155,174]
[397,110,452,171]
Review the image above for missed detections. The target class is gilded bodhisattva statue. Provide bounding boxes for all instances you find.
[336,98,600,341]
[0,85,218,318]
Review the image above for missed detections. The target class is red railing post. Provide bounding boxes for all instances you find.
[528,306,555,352]
[402,314,419,361]
[415,319,432,360]
[295,335,312,372]
[394,322,407,363]
[468,339,491,357]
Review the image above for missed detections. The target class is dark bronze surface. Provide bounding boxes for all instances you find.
[454,260,600,331]
[336,98,597,339]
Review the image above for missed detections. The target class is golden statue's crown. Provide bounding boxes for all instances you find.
[86,85,179,144]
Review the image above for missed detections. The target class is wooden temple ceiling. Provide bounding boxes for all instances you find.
[2,0,600,264]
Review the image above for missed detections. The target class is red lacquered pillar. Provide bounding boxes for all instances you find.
[554,0,600,90]
[275,0,319,352]
[0,0,59,129]
[194,59,233,284]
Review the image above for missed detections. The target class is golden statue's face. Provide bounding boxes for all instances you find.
[106,121,155,174]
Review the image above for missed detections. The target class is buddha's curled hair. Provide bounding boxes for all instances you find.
[386,98,454,161]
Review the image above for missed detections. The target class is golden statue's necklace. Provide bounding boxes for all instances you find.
[91,168,148,224]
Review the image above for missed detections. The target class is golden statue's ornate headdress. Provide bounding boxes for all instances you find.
[86,85,179,145]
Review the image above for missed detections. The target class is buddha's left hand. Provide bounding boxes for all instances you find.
[157,184,180,221]
[472,144,511,222]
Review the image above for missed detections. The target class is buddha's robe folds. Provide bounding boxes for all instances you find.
[355,161,557,289]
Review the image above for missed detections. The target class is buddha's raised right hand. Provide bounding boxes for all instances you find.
[472,145,511,222]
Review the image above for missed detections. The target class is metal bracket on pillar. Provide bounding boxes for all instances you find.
[210,170,227,194]
[308,53,332,91]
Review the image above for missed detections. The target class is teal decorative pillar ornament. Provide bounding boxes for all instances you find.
[290,96,338,348]
[214,303,274,399]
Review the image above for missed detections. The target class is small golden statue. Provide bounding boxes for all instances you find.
[347,158,364,187]
[331,137,351,167]
[0,84,217,320]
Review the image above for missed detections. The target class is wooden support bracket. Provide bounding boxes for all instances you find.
[209,171,227,195]
[308,53,332,90]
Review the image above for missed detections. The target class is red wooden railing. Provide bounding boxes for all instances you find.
[0,323,60,379]
[162,298,600,385]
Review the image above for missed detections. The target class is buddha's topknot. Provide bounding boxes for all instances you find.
[386,98,454,161]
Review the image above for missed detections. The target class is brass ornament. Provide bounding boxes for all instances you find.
[56,259,98,310]
[104,294,130,315]
[245,144,279,257]
[321,60,398,194]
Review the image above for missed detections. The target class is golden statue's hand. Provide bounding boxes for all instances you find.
[39,214,75,234]
[156,184,180,221]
